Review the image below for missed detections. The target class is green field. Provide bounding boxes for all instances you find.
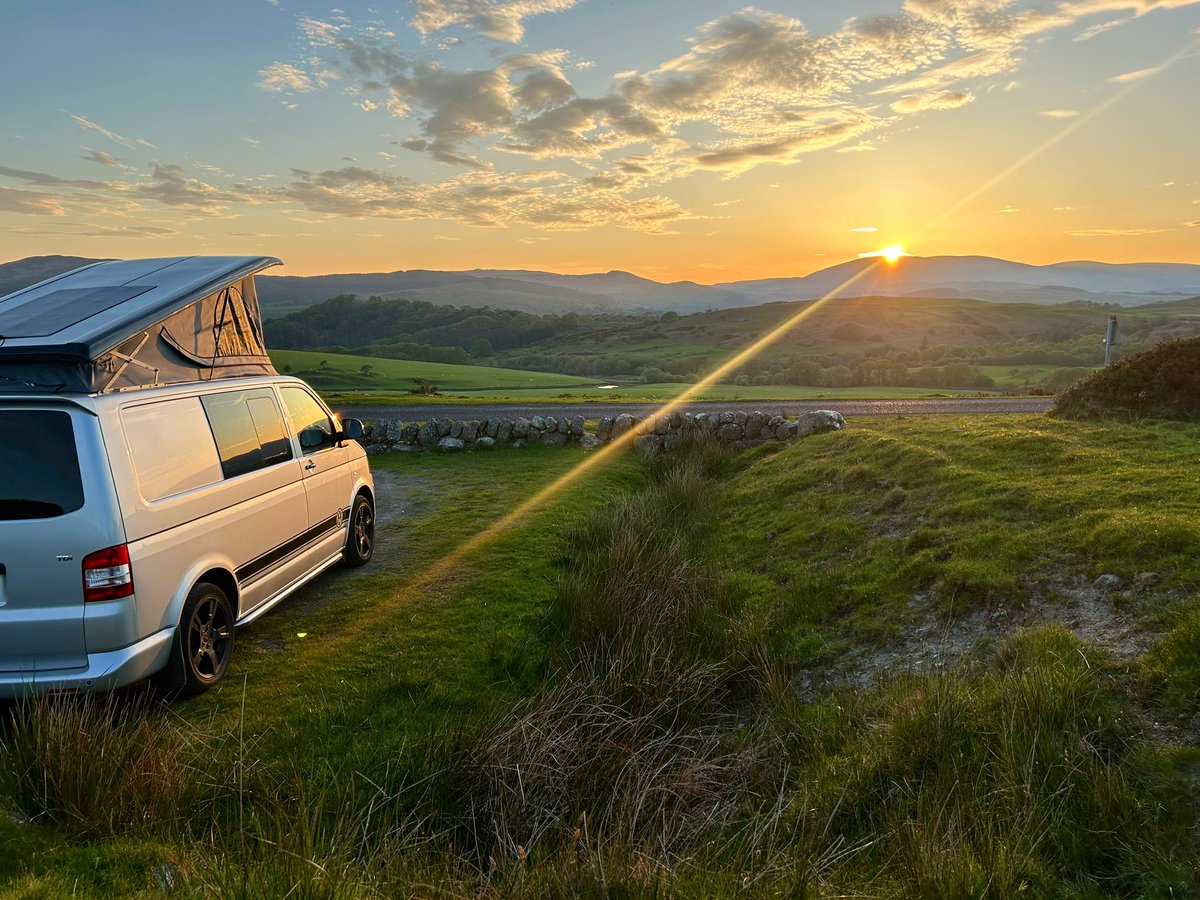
[321,380,997,408]
[4,417,1200,894]
[269,348,601,392]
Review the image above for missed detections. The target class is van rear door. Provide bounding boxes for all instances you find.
[0,404,123,673]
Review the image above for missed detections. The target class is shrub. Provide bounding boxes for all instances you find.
[1053,337,1200,419]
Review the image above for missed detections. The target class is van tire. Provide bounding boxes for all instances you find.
[162,582,236,696]
[342,494,374,568]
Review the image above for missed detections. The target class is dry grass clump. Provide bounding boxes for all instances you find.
[0,693,211,838]
[472,658,759,858]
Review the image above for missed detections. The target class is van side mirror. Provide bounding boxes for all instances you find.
[341,418,364,441]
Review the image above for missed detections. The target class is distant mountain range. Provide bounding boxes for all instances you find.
[2,254,1197,316]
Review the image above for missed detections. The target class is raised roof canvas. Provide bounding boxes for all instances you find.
[0,256,281,393]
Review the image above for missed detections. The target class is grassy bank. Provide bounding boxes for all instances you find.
[3,418,1199,895]
[269,348,601,392]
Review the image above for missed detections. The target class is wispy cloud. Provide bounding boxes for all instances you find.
[1073,17,1130,40]
[1040,108,1080,118]
[850,226,878,232]
[1108,66,1162,83]
[80,147,135,171]
[258,62,312,92]
[68,113,134,148]
[0,185,65,215]
[890,90,974,114]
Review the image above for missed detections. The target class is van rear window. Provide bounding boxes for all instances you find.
[0,410,84,519]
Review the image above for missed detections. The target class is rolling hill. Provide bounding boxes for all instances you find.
[721,255,1200,306]
[2,253,1197,316]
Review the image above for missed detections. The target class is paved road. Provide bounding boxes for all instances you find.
[339,396,1055,422]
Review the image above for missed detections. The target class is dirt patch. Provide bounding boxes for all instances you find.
[801,572,1161,698]
[241,467,435,651]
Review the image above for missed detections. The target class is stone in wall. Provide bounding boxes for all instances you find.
[418,421,440,447]
[634,434,663,455]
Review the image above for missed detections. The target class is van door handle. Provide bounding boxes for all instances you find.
[304,461,317,471]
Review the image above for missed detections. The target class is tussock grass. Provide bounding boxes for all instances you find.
[0,693,211,838]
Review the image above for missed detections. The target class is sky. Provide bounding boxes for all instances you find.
[1,0,1197,281]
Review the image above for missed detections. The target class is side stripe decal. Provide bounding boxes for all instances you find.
[236,514,340,583]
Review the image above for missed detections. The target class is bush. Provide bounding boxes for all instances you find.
[1053,337,1200,419]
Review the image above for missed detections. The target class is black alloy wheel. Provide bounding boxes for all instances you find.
[343,494,375,567]
[175,582,235,694]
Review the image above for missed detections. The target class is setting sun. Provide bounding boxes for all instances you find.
[858,244,907,263]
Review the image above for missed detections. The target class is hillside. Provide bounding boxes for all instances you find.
[496,293,1200,386]
[722,255,1200,306]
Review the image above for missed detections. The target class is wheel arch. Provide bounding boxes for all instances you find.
[197,568,241,619]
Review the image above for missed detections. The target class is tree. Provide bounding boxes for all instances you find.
[358,364,374,376]
[470,338,494,358]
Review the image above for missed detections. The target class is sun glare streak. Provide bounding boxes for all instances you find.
[385,32,1200,603]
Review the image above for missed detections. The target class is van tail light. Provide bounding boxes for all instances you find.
[82,544,134,602]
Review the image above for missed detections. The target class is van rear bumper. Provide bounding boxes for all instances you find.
[0,628,175,697]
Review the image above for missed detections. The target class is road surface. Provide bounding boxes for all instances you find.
[338,396,1055,422]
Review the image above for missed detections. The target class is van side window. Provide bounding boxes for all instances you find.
[201,389,294,479]
[123,398,224,501]
[280,387,336,454]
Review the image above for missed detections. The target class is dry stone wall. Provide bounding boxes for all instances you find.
[359,409,846,453]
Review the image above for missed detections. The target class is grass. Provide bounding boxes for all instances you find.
[269,348,601,392]
[717,415,1200,651]
[322,382,998,408]
[3,418,1200,894]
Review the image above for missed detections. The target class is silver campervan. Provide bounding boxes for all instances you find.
[0,257,375,696]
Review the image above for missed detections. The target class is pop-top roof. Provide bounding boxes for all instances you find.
[0,256,281,360]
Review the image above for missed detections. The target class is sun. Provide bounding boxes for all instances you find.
[857,244,907,263]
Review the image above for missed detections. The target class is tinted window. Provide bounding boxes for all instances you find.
[0,410,84,519]
[280,387,336,453]
[201,389,293,479]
